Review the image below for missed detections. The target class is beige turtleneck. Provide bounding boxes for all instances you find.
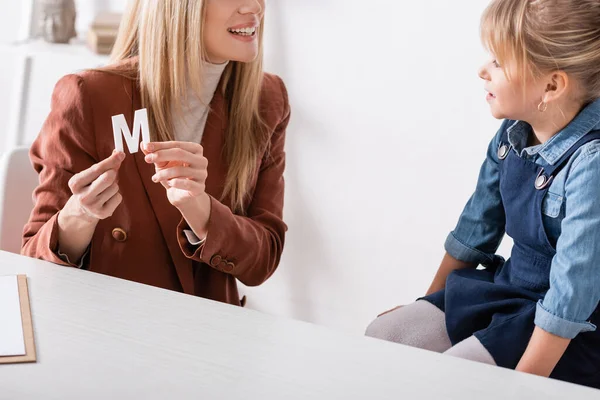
[172,61,229,144]
[173,61,228,246]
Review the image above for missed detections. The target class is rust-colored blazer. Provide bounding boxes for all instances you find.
[21,61,290,306]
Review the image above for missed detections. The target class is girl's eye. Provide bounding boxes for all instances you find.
[492,60,501,68]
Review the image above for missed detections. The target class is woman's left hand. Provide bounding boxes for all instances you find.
[142,141,209,209]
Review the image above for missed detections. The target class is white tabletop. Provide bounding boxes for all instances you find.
[0,251,598,400]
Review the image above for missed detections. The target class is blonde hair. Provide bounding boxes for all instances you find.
[481,0,600,103]
[107,0,267,213]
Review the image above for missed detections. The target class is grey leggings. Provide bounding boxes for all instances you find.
[365,300,496,366]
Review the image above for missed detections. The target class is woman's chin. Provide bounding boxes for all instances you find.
[223,46,259,63]
[229,54,259,63]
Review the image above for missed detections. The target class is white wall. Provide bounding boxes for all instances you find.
[244,1,513,334]
[0,1,32,42]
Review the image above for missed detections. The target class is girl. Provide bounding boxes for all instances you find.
[21,0,290,307]
[367,0,600,388]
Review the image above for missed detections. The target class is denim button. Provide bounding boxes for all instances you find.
[535,174,548,190]
[498,144,509,160]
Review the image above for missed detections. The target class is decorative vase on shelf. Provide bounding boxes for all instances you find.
[38,0,77,44]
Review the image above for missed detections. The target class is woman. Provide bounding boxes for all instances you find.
[22,0,290,306]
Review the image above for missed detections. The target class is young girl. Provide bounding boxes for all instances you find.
[21,0,290,307]
[366,0,600,388]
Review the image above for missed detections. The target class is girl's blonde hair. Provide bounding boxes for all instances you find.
[481,0,600,103]
[107,0,267,213]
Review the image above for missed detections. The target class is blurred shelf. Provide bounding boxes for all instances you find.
[0,39,109,62]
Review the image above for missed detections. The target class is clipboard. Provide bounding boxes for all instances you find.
[0,275,36,364]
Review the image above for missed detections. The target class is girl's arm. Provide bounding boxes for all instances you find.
[516,327,570,377]
[427,120,511,293]
[380,122,510,316]
[425,253,476,295]
[519,149,600,375]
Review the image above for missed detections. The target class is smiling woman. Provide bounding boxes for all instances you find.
[204,0,263,63]
[21,0,291,307]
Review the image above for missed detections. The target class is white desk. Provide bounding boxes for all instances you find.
[0,251,597,399]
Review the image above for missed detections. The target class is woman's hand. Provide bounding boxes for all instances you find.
[63,150,125,222]
[58,150,125,263]
[142,141,211,239]
[142,141,209,209]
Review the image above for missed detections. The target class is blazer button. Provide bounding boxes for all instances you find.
[112,228,128,242]
[223,262,235,273]
[210,255,222,267]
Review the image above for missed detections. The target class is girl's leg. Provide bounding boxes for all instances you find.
[365,300,452,352]
[444,336,496,366]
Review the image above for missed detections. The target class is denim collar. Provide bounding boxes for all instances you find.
[506,98,600,165]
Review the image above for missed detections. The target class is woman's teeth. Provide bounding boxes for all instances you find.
[228,27,256,36]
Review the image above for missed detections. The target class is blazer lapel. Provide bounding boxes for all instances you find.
[129,84,196,294]
[130,81,229,295]
[200,89,228,199]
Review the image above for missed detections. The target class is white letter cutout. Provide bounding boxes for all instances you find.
[112,108,151,153]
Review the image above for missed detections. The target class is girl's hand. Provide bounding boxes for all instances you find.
[516,326,571,377]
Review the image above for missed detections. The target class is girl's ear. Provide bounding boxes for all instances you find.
[542,71,568,103]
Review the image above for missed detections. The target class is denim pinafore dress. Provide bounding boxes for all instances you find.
[424,129,600,388]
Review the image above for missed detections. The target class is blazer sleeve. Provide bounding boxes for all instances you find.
[177,76,290,286]
[21,74,98,267]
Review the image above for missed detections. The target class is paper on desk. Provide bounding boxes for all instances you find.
[0,275,26,357]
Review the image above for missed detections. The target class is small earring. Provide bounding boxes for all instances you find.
[537,101,548,112]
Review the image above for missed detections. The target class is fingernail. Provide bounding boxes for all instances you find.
[145,143,153,151]
[145,154,154,163]
[152,175,158,182]
[118,152,126,161]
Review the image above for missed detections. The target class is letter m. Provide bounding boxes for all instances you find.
[112,108,151,154]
